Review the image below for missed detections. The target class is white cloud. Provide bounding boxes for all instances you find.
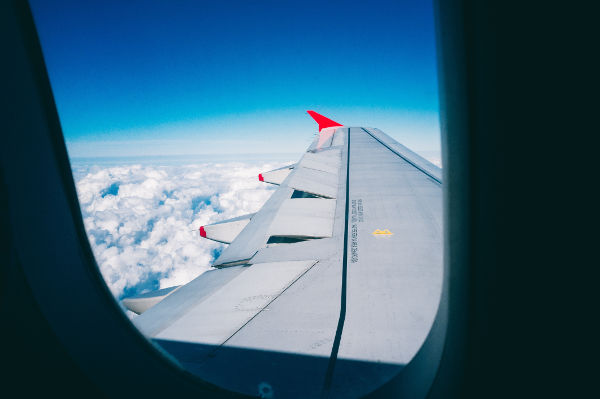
[73,159,287,300]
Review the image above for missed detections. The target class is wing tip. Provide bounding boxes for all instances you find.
[306,110,343,131]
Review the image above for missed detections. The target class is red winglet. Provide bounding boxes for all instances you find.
[199,226,207,238]
[258,173,264,182]
[307,110,343,131]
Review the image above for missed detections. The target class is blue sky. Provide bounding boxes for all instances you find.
[30,0,440,158]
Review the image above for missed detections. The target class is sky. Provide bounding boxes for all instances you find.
[29,0,440,158]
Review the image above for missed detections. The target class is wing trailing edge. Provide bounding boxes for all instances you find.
[258,164,295,185]
[199,213,255,244]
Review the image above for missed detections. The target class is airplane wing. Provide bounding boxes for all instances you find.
[126,111,443,398]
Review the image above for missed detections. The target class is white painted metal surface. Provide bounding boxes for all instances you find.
[331,127,346,147]
[201,213,254,244]
[365,127,442,183]
[261,164,294,185]
[327,128,443,397]
[298,148,341,174]
[249,238,337,264]
[268,198,336,238]
[134,266,246,336]
[122,286,179,315]
[285,167,338,198]
[152,261,317,345]
[212,186,294,266]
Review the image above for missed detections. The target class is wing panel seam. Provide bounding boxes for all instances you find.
[208,260,320,356]
[320,127,351,398]
[361,127,442,185]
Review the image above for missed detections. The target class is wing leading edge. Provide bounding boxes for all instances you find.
[127,112,443,398]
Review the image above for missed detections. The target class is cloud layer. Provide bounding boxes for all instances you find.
[73,160,285,301]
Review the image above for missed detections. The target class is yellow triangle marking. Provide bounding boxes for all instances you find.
[372,229,393,235]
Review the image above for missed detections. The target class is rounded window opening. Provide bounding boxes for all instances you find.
[30,0,443,397]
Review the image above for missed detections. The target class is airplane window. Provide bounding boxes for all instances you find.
[29,0,442,397]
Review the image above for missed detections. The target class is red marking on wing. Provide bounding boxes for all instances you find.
[307,110,343,131]
[199,226,207,238]
[258,173,264,182]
